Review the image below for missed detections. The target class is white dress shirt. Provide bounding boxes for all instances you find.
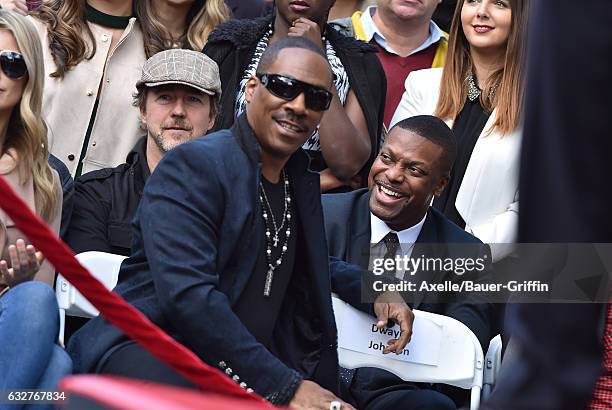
[359,6,447,56]
[370,212,427,278]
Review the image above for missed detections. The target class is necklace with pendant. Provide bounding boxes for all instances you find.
[259,170,292,297]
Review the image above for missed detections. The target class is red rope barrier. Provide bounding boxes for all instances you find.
[60,375,263,410]
[0,175,271,407]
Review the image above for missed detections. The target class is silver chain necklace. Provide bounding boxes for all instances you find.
[260,170,290,246]
[259,171,292,297]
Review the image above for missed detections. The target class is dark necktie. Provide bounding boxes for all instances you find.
[382,232,400,276]
[340,233,401,387]
[382,232,400,259]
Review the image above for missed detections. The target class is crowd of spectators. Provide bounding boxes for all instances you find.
[0,1,606,410]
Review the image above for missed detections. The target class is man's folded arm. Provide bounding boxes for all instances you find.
[329,256,380,316]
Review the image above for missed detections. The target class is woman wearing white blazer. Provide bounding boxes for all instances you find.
[391,0,529,262]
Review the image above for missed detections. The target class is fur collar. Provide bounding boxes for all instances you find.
[206,14,377,54]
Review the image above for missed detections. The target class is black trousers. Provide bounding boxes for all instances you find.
[100,342,460,410]
[97,341,197,389]
[342,367,457,410]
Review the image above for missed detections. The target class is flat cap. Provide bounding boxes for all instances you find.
[136,49,221,97]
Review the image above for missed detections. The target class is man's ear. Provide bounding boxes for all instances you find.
[139,107,147,129]
[207,104,217,132]
[244,75,258,104]
[433,174,450,197]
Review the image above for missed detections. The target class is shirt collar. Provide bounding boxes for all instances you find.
[370,211,427,246]
[360,6,447,56]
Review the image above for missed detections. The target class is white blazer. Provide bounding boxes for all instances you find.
[391,68,521,261]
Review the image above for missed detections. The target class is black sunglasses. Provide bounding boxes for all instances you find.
[256,73,333,112]
[0,50,27,80]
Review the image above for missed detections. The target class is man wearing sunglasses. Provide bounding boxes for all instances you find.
[205,0,386,193]
[69,36,412,410]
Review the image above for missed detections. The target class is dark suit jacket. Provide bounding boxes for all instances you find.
[322,189,494,407]
[322,188,493,351]
[67,114,349,400]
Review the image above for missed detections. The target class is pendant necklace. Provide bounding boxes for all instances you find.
[259,170,292,297]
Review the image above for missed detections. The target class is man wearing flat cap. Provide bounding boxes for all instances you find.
[66,49,221,257]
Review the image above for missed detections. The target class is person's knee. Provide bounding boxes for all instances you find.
[397,390,456,410]
[47,346,72,385]
[51,346,73,377]
[35,346,73,390]
[7,281,57,308]
[365,389,456,410]
[420,391,456,410]
[2,282,59,337]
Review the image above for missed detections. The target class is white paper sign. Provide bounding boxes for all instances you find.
[338,306,442,366]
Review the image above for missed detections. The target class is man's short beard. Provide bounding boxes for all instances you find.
[150,129,187,153]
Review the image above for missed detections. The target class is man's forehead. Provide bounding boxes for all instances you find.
[266,48,332,87]
[386,128,425,146]
[148,84,206,95]
[385,129,443,157]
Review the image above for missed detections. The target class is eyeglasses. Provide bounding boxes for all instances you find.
[0,51,27,80]
[256,73,332,112]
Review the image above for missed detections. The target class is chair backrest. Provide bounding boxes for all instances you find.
[332,296,484,391]
[482,334,503,399]
[56,251,127,318]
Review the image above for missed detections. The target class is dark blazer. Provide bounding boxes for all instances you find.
[68,114,349,401]
[203,14,387,180]
[322,188,494,351]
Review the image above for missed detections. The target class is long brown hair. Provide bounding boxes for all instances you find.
[136,0,230,58]
[434,0,529,135]
[32,0,96,78]
[1,11,58,222]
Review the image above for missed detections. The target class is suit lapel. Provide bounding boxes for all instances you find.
[348,191,372,268]
[411,210,440,309]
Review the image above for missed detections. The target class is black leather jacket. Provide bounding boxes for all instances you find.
[65,137,150,256]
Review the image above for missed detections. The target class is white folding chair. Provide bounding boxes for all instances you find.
[332,296,484,410]
[482,334,502,400]
[56,251,127,344]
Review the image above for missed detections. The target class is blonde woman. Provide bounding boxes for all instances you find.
[391,0,528,262]
[136,0,230,58]
[0,10,70,392]
[29,0,146,177]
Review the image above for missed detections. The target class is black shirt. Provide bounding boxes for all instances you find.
[66,136,150,256]
[434,98,491,228]
[234,175,297,349]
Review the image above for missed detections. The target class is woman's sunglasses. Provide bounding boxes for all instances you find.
[0,50,27,80]
[256,73,333,112]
